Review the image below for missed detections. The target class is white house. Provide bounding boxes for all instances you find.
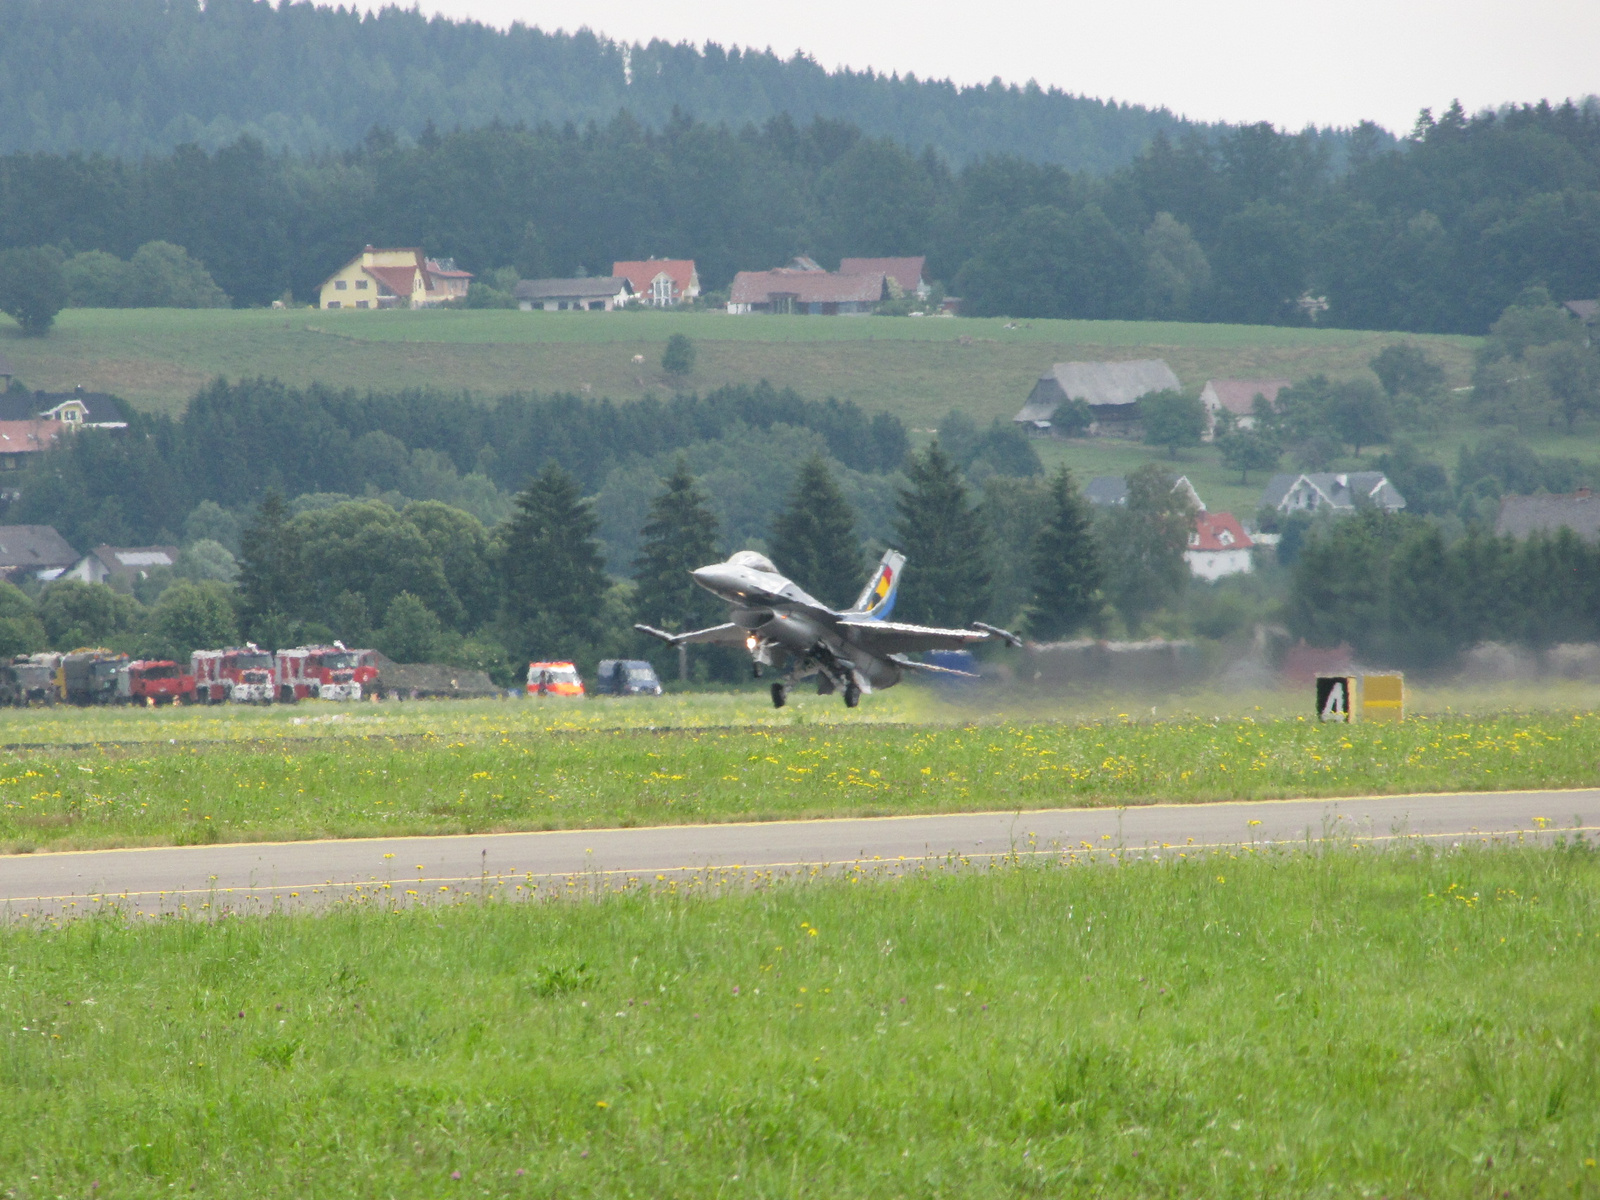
[1260,472,1407,515]
[1199,378,1290,440]
[1185,512,1255,581]
[514,277,633,312]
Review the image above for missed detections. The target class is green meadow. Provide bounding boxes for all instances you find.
[4,845,1599,1197]
[0,308,1477,434]
[5,693,1600,853]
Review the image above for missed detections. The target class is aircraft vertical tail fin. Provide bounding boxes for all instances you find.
[849,550,905,619]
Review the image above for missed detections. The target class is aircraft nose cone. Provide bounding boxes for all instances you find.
[691,563,739,593]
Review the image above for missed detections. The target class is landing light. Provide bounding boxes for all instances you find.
[745,635,758,651]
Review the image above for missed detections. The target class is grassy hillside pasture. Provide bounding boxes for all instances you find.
[4,847,1599,1196]
[0,309,1477,433]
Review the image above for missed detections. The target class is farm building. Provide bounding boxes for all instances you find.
[839,256,929,298]
[1495,490,1600,541]
[1013,360,1181,437]
[0,525,78,581]
[318,247,472,310]
[62,545,180,586]
[612,259,699,307]
[515,277,633,312]
[1199,378,1290,440]
[1185,512,1255,581]
[1260,472,1406,515]
[727,258,888,315]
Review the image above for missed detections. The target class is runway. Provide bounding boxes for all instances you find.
[2,787,1593,919]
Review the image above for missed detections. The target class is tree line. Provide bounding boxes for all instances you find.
[4,378,909,556]
[0,433,1191,685]
[1288,511,1600,668]
[0,99,1595,332]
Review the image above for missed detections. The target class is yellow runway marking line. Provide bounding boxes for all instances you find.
[5,786,1599,859]
[8,824,1594,907]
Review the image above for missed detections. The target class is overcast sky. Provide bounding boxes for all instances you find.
[357,0,1599,133]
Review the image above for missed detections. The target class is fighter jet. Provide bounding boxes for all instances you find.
[635,549,1020,708]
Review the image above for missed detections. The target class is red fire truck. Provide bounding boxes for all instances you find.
[120,659,196,705]
[274,644,377,702]
[191,646,277,704]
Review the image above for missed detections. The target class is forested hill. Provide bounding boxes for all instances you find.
[0,0,1227,170]
[4,102,1597,333]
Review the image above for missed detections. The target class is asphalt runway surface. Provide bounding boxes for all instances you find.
[2,787,1595,920]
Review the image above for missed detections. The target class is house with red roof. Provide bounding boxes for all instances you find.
[1199,378,1290,440]
[1185,511,1255,581]
[612,259,699,307]
[727,258,888,315]
[318,247,473,310]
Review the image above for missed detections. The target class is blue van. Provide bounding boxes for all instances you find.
[593,659,664,697]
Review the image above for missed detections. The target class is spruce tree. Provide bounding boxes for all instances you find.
[632,457,722,633]
[769,455,863,608]
[497,463,609,665]
[893,441,989,625]
[1026,466,1101,640]
[235,489,302,645]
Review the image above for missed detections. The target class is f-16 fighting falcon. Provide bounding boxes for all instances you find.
[636,549,1020,708]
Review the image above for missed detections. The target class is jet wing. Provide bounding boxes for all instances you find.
[634,622,747,647]
[835,619,998,654]
[887,653,980,678]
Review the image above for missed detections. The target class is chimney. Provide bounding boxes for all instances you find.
[362,245,375,267]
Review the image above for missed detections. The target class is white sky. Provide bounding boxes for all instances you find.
[357,0,1600,133]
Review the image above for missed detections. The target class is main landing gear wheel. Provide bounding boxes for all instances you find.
[770,682,788,708]
[843,682,861,708]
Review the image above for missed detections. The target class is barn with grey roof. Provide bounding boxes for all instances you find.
[1013,360,1181,436]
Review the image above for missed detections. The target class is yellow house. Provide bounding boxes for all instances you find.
[318,246,473,310]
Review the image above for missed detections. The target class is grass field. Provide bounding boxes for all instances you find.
[5,692,1600,853]
[4,845,1599,1196]
[0,308,1478,433]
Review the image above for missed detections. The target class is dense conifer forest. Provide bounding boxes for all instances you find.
[0,0,1220,168]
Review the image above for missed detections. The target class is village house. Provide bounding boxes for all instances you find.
[318,247,472,310]
[0,525,78,581]
[1185,512,1256,581]
[1084,474,1204,512]
[839,256,929,299]
[1260,472,1407,515]
[0,420,61,474]
[1013,360,1182,437]
[514,277,633,312]
[1495,489,1600,541]
[612,259,700,307]
[1562,300,1598,325]
[727,258,888,315]
[0,386,129,431]
[1199,378,1290,440]
[61,544,180,586]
